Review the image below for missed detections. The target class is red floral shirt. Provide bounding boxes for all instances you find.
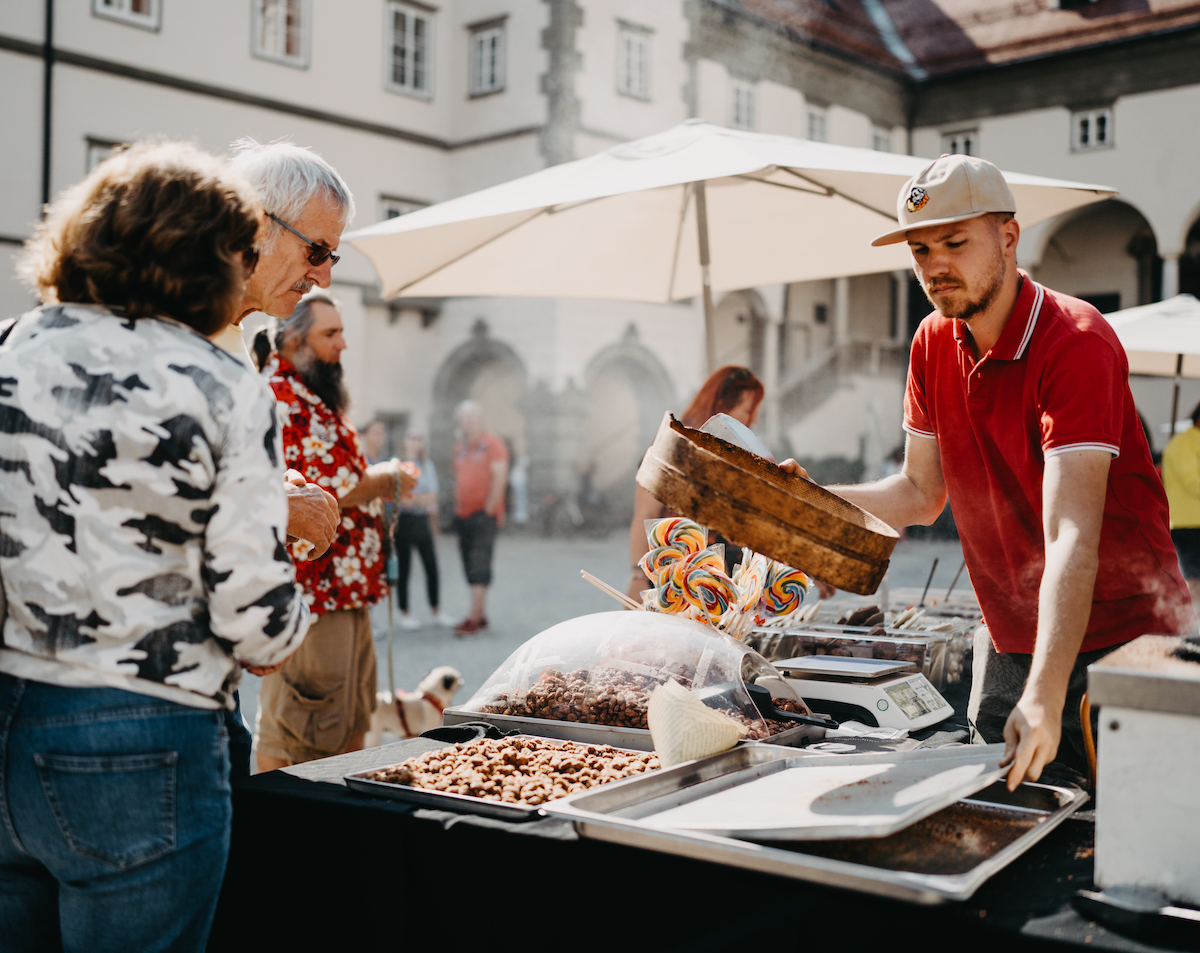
[267,356,388,615]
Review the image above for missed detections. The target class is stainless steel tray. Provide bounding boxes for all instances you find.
[558,744,1007,841]
[442,708,822,750]
[548,746,1087,903]
[342,736,656,823]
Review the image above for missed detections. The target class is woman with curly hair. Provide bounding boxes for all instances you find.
[0,142,310,952]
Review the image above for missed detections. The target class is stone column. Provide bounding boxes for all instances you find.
[1162,253,1181,300]
[763,311,782,446]
[892,270,909,342]
[834,275,850,345]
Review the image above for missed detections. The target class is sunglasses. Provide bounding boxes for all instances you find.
[267,212,341,267]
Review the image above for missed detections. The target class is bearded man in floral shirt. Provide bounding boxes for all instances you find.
[255,291,416,770]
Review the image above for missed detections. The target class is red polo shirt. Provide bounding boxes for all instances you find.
[904,273,1191,654]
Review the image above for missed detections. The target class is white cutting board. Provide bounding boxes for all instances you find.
[637,745,1007,840]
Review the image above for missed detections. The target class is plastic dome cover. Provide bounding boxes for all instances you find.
[461,611,798,737]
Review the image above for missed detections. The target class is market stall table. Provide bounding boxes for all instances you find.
[208,718,1173,952]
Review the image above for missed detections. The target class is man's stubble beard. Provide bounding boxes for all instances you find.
[922,240,1007,324]
[293,344,350,416]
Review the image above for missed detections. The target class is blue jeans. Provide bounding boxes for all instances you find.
[0,674,231,953]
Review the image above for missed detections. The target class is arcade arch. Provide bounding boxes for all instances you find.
[1034,200,1160,312]
[429,320,528,518]
[581,326,676,516]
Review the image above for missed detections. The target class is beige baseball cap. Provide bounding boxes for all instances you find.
[871,153,1017,246]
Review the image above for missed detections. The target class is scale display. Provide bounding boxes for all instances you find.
[776,656,955,731]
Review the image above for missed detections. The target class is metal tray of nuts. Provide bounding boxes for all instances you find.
[547,746,1087,903]
[441,709,821,751]
[343,735,661,823]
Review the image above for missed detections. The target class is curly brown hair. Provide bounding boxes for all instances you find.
[18,141,261,336]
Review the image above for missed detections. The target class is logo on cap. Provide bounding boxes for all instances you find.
[906,187,929,214]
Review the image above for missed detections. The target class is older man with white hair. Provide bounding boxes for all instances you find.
[208,140,354,775]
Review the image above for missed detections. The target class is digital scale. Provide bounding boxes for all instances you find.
[775,655,954,730]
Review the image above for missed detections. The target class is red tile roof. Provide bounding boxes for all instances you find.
[725,0,1200,77]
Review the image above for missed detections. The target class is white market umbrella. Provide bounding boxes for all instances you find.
[346,119,1115,369]
[1104,294,1200,428]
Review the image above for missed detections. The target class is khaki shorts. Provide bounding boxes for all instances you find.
[255,606,377,765]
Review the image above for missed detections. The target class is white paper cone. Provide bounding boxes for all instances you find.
[647,678,747,768]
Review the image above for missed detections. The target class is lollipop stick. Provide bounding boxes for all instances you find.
[581,570,644,611]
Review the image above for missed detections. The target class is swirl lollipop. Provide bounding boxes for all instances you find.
[733,550,771,613]
[680,547,725,575]
[652,562,689,613]
[646,517,707,555]
[761,563,810,618]
[681,565,738,621]
[638,543,688,585]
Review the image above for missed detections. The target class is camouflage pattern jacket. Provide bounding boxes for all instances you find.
[0,305,310,710]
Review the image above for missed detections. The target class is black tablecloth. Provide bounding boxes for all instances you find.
[208,718,1179,953]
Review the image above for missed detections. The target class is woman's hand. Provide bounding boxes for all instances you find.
[778,458,810,479]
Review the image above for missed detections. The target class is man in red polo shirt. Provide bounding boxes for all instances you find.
[785,154,1192,789]
[452,400,509,635]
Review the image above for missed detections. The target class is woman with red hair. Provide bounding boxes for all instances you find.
[625,366,764,601]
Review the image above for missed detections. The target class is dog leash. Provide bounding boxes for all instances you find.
[395,692,446,739]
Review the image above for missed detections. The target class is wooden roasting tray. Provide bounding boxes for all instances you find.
[636,413,898,594]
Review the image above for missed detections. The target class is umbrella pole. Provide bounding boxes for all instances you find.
[1171,353,1184,437]
[693,180,716,372]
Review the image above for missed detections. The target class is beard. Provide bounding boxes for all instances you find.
[922,242,1007,323]
[293,345,350,416]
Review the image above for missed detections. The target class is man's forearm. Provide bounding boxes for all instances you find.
[338,470,394,509]
[1027,533,1098,709]
[484,483,506,515]
[829,472,945,529]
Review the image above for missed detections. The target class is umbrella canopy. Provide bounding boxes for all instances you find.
[1103,294,1200,376]
[348,119,1113,299]
[1103,294,1200,428]
[346,120,1114,367]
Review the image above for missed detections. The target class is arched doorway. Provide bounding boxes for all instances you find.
[1180,215,1200,298]
[430,319,528,523]
[712,290,768,374]
[582,325,676,524]
[1035,200,1160,312]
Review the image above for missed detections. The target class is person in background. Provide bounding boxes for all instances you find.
[1161,400,1200,606]
[395,431,443,628]
[452,400,509,636]
[626,366,764,601]
[0,142,309,952]
[254,292,417,771]
[361,419,387,465]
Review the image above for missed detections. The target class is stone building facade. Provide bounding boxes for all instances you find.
[2,1,1200,524]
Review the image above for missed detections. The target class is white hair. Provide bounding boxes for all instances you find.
[228,138,355,249]
[456,399,483,423]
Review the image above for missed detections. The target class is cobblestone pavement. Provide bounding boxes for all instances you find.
[237,530,967,767]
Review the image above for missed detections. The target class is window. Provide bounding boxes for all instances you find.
[616,22,651,100]
[386,1,434,98]
[86,138,126,173]
[807,105,828,143]
[253,0,309,67]
[814,303,828,325]
[941,129,977,156]
[92,0,160,30]
[730,79,755,131]
[872,125,891,152]
[380,195,427,221]
[1072,107,1114,151]
[469,20,505,96]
